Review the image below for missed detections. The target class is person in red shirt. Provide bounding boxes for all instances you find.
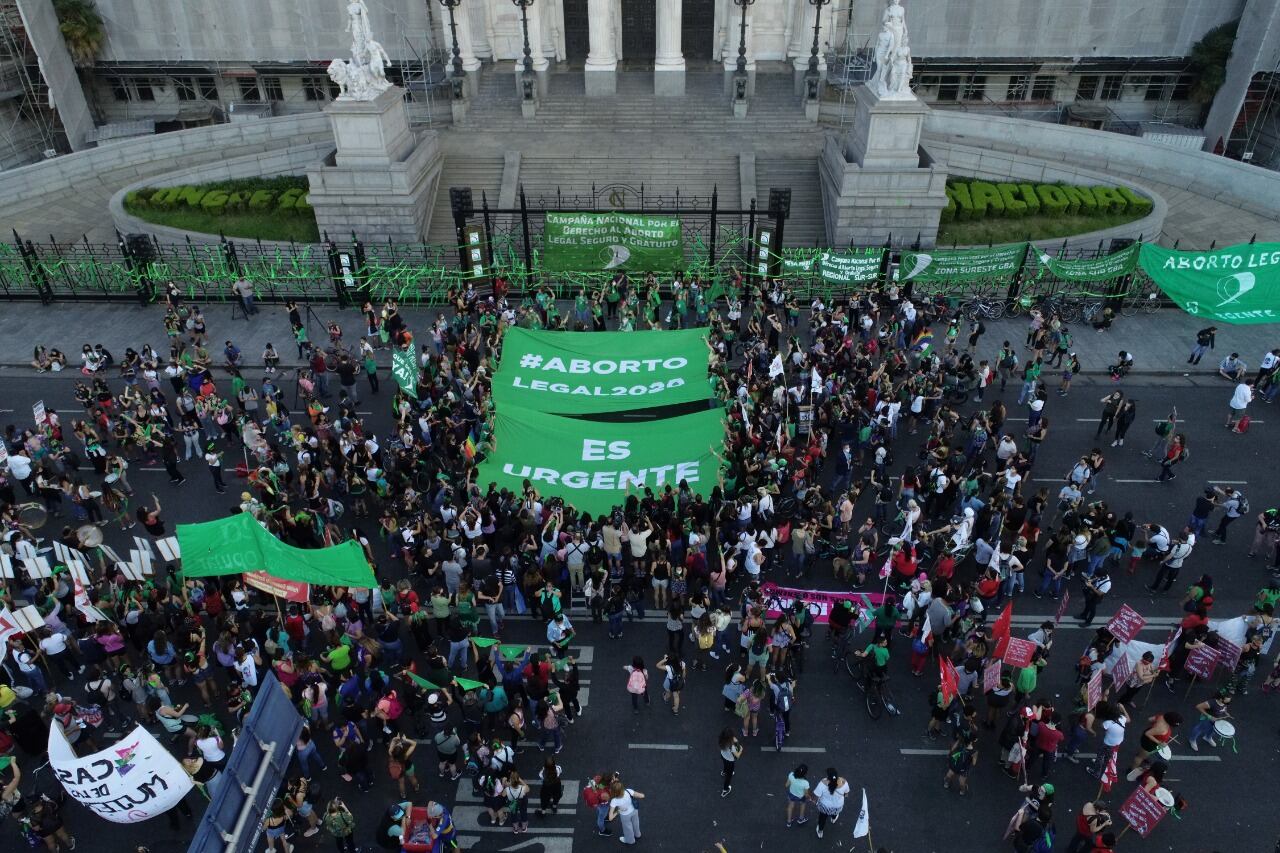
[1029,713,1065,779]
[285,606,307,647]
[1065,800,1112,853]
[891,542,918,580]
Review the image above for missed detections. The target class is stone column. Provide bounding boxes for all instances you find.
[791,2,828,96]
[722,1,756,98]
[584,0,618,96]
[455,0,483,96]
[654,0,685,96]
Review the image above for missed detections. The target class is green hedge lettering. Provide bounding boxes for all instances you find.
[944,178,1150,226]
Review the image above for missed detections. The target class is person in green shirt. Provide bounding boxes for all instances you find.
[323,799,357,852]
[573,290,590,328]
[1014,651,1046,702]
[323,641,351,674]
[857,635,890,671]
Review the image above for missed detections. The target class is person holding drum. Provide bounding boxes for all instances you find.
[1187,688,1233,751]
[1130,711,1182,771]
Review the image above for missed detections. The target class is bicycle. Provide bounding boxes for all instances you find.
[773,710,787,752]
[853,660,901,720]
[960,297,1005,321]
[1079,298,1105,325]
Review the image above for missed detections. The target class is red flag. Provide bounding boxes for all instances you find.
[939,656,960,706]
[992,602,1012,659]
[1100,747,1118,793]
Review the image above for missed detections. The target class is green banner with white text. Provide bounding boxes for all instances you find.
[777,249,884,285]
[1139,241,1280,324]
[542,212,684,272]
[897,243,1029,283]
[1034,243,1140,283]
[493,326,710,414]
[477,405,725,516]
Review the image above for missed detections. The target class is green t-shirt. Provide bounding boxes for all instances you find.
[863,644,890,668]
[325,644,351,672]
[1015,663,1038,694]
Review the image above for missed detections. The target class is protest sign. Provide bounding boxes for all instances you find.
[49,723,193,823]
[1215,637,1243,672]
[1139,241,1280,324]
[1110,651,1132,690]
[493,327,710,414]
[1106,604,1146,643]
[543,212,683,272]
[1184,644,1219,680]
[897,243,1028,283]
[982,660,1002,694]
[1086,668,1104,710]
[1054,590,1070,625]
[244,571,311,603]
[758,583,885,624]
[1001,637,1037,668]
[1119,785,1168,838]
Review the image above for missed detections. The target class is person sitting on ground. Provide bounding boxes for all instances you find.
[1219,352,1247,381]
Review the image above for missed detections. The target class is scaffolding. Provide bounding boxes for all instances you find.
[0,0,60,167]
[400,29,452,128]
[1227,56,1280,169]
[823,1,874,127]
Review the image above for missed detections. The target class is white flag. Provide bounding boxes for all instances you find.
[768,354,784,378]
[810,366,822,393]
[853,788,870,838]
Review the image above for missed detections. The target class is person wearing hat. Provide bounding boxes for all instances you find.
[322,797,357,853]
[374,800,411,849]
[203,442,226,494]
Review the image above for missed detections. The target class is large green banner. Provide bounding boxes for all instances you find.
[176,513,375,587]
[477,405,725,515]
[1140,242,1280,324]
[1033,243,1139,283]
[897,243,1029,282]
[778,249,884,285]
[493,326,710,414]
[542,212,684,272]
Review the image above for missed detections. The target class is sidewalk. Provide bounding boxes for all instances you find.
[0,300,1276,377]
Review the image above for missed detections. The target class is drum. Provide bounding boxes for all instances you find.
[1154,788,1176,810]
[1213,720,1236,740]
[77,525,104,548]
[16,503,47,530]
[1154,745,1172,761]
[181,714,200,725]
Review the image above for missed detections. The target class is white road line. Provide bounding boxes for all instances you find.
[763,746,827,753]
[628,743,689,751]
[898,748,1219,763]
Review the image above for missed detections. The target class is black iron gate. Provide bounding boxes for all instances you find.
[563,0,590,63]
[681,0,716,61]
[620,0,657,62]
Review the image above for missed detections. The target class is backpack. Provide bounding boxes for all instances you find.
[1237,494,1250,514]
[1234,415,1250,434]
[697,630,715,651]
[1155,421,1173,437]
[626,669,647,694]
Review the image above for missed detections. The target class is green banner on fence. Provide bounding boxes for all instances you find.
[542,212,684,272]
[820,250,885,284]
[897,243,1029,283]
[493,326,710,414]
[477,405,725,516]
[1033,243,1140,282]
[1139,242,1280,324]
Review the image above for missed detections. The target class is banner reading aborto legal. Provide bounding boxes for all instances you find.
[897,242,1029,282]
[1139,241,1280,324]
[493,326,711,414]
[1034,242,1140,282]
[542,212,684,272]
[477,405,725,515]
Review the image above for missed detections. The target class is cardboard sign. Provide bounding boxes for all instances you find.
[1119,784,1168,838]
[1110,651,1132,690]
[982,659,1002,693]
[243,571,310,603]
[1002,637,1038,668]
[1215,637,1243,673]
[32,400,46,425]
[1184,644,1219,680]
[1086,667,1104,710]
[1054,590,1071,625]
[1106,604,1147,643]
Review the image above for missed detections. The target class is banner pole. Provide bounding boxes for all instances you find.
[1184,674,1196,699]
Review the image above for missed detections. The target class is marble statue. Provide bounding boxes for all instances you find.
[872,0,915,101]
[334,0,392,101]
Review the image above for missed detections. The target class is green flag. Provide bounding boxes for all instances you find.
[176,513,374,588]
[391,348,419,398]
[492,326,711,415]
[499,644,530,662]
[1033,243,1139,283]
[477,404,725,516]
[471,636,501,649]
[780,249,819,276]
[455,676,487,691]
[1139,242,1280,324]
[897,243,1029,283]
[543,212,684,272]
[407,672,443,691]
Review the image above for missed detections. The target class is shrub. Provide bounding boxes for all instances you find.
[277,188,302,213]
[969,181,1005,217]
[997,183,1028,218]
[248,190,277,211]
[1091,186,1126,214]
[1060,184,1098,215]
[1018,184,1041,215]
[941,191,956,223]
[947,182,974,221]
[200,190,230,214]
[175,185,208,209]
[1035,184,1070,216]
[295,194,313,214]
[1117,187,1153,216]
[125,190,148,209]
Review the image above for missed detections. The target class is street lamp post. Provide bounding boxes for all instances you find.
[512,0,536,100]
[732,0,755,100]
[804,0,831,100]
[438,0,465,99]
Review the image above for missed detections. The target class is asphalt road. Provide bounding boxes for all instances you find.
[3,370,1279,853]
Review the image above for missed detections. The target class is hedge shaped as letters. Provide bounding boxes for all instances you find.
[125,177,312,217]
[944,179,1153,223]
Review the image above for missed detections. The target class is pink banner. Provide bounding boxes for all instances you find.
[759,583,886,625]
[1002,637,1037,668]
[244,571,311,603]
[982,660,1002,693]
[1106,604,1147,643]
[1119,785,1167,838]
[1086,668,1104,710]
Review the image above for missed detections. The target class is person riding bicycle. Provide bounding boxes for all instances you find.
[828,600,855,655]
[855,635,891,682]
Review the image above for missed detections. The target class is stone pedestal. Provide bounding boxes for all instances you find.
[723,68,756,98]
[307,86,442,243]
[451,94,470,124]
[804,97,820,122]
[521,97,538,118]
[793,62,826,96]
[585,67,617,96]
[733,98,748,119]
[819,84,948,247]
[513,67,550,99]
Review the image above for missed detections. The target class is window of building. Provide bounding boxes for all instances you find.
[237,77,262,102]
[961,74,987,101]
[303,76,329,101]
[1031,75,1056,101]
[175,76,218,101]
[262,76,284,101]
[1143,76,1168,101]
[133,78,156,101]
[936,75,961,102]
[1006,75,1029,101]
[1171,74,1193,100]
[1076,75,1099,100]
[1099,74,1124,100]
[109,77,129,101]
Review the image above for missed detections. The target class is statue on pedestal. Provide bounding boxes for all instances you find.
[329,0,392,101]
[872,0,915,101]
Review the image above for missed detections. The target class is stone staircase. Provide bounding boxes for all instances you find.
[755,157,827,247]
[516,153,743,208]
[457,69,819,135]
[426,155,507,245]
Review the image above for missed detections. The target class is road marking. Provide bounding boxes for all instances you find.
[628,743,689,751]
[898,748,1219,763]
[451,806,574,833]
[763,746,827,753]
[1076,418,1263,424]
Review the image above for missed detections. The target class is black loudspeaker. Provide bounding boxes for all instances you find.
[125,233,157,265]
[768,187,792,219]
[450,186,474,220]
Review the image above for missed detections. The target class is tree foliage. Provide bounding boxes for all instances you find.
[53,0,105,68]
[1188,20,1240,105]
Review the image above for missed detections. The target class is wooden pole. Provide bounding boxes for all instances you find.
[1184,674,1197,699]
[1116,825,1132,840]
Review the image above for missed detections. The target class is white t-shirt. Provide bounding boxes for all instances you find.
[1102,718,1126,747]
[1230,383,1252,410]
[196,735,225,762]
[609,790,638,816]
[235,655,258,687]
[814,778,850,812]
[40,633,69,656]
[5,454,31,480]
